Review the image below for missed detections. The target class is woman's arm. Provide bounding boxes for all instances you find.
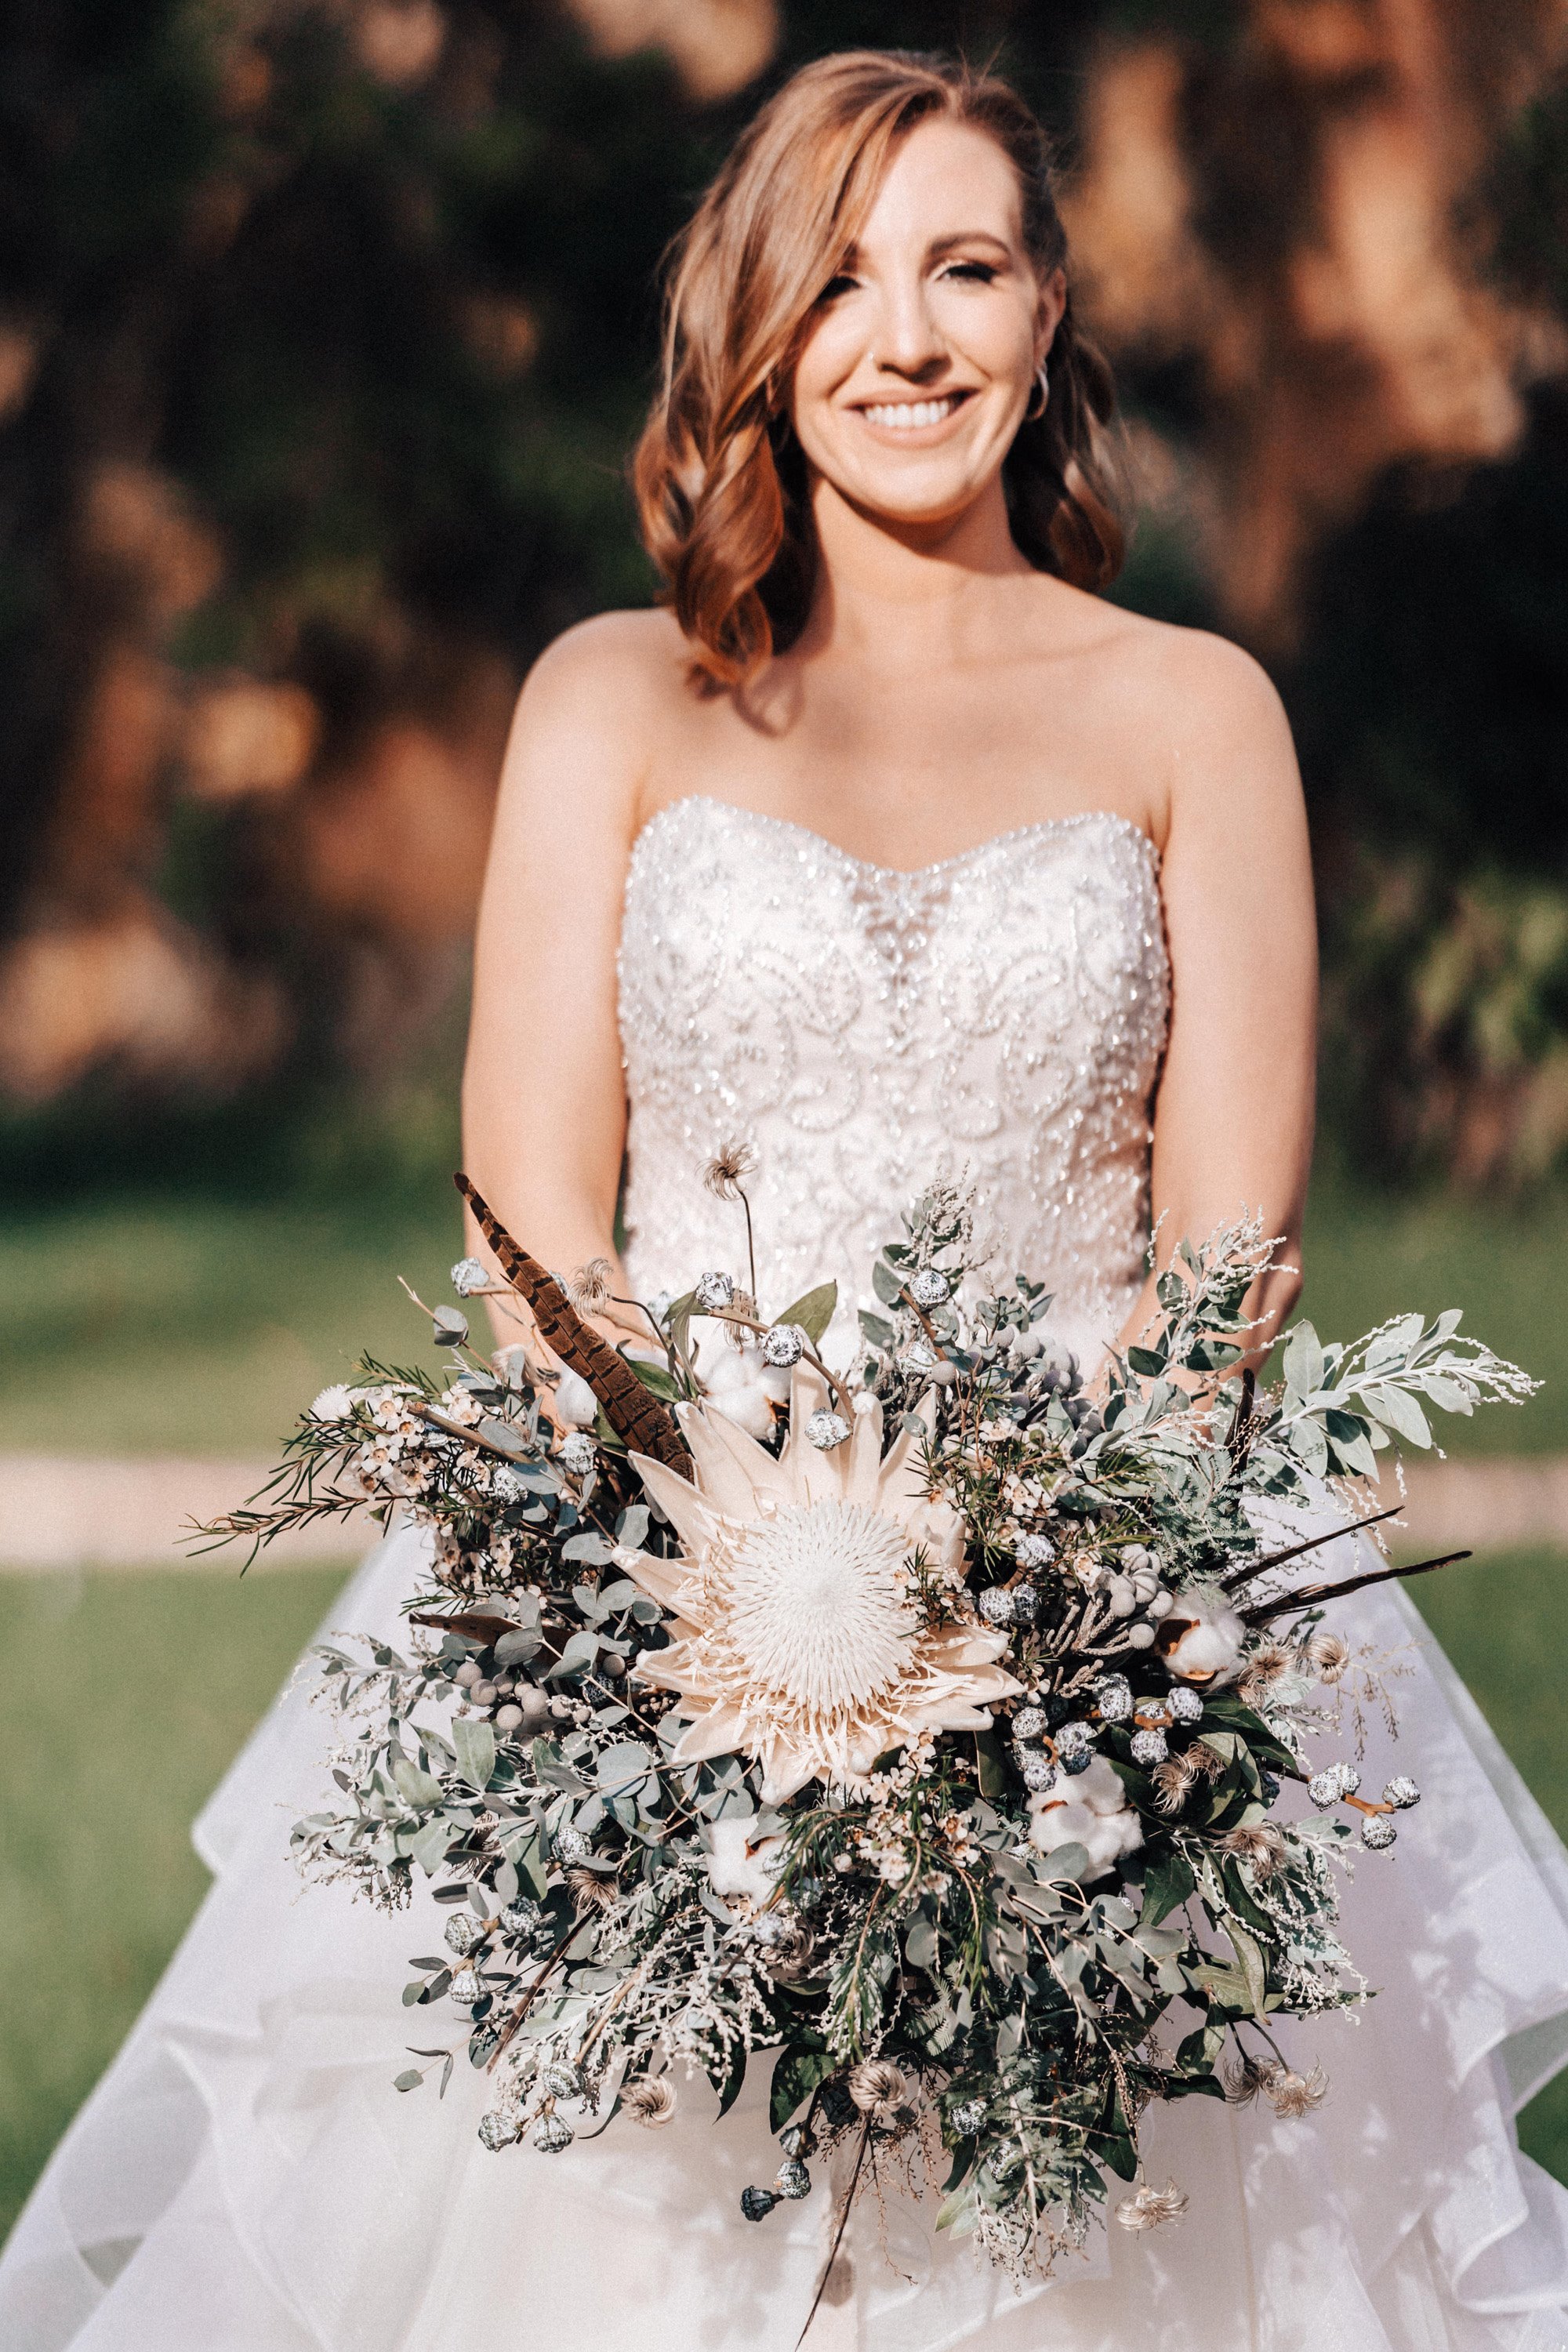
[460,615,665,1345]
[1116,631,1317,1370]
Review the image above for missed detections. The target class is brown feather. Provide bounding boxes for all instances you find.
[454,1174,689,1471]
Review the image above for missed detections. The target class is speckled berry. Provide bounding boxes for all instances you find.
[477,2110,517,2151]
[532,2111,574,2153]
[1167,1685,1203,1723]
[1094,1675,1134,1722]
[909,1269,951,1308]
[773,2158,811,2201]
[949,2097,987,2137]
[559,1433,597,1479]
[804,1410,850,1450]
[694,1271,735,1309]
[1362,1815,1397,1850]
[1384,1776,1420,1809]
[1131,1726,1169,1766]
[761,1323,805,1367]
[740,2185,778,2222]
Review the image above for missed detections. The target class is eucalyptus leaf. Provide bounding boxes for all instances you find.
[451,1718,496,1794]
[1360,1381,1432,1448]
[390,1756,443,1809]
[774,1281,838,1347]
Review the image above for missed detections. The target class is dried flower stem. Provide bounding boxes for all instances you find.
[796,2119,871,2350]
[1240,1547,1473,1625]
[1220,1501,1404,1592]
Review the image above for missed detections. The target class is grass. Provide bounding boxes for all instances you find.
[1298,1176,1568,1456]
[1,1174,1564,1460]
[0,1565,349,2242]
[2,1547,1566,2246]
[0,1196,459,1458]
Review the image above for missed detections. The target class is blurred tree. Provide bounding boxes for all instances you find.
[0,0,1565,1191]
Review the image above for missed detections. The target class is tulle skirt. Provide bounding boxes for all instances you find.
[5,1515,1568,2352]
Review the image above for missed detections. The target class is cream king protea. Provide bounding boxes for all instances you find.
[627,1360,1021,1801]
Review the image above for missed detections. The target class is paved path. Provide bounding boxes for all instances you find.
[2,1450,1566,1573]
[0,1454,371,1571]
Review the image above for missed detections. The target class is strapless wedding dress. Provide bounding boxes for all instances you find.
[5,792,1568,2352]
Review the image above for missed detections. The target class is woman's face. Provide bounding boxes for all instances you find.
[789,118,1062,534]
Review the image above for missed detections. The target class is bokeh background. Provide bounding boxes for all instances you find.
[3,0,1568,2245]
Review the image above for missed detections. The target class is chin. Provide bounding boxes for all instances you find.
[837,463,994,532]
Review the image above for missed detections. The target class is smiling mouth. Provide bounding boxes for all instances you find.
[857,393,969,432]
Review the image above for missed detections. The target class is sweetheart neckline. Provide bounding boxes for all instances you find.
[627,793,1160,885]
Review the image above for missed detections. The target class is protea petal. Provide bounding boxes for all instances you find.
[672,1705,751,1766]
[844,1392,886,1500]
[775,1359,846,1501]
[673,1400,789,1518]
[616,1550,689,1607]
[630,1451,721,1554]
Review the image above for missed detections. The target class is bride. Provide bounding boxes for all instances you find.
[6,49,1568,2352]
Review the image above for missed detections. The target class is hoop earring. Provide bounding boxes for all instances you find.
[1025,358,1050,423]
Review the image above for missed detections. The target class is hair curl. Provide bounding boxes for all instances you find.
[633,49,1124,688]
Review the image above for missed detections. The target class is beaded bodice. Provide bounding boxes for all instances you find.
[616,794,1170,1365]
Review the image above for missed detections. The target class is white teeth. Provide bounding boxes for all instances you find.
[862,397,957,430]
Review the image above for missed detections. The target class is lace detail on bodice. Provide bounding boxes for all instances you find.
[616,795,1170,1365]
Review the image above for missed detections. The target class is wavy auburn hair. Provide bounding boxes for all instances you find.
[633,50,1124,688]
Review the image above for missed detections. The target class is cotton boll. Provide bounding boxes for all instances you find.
[554,1370,599,1429]
[1159,1588,1247,1686]
[1029,1754,1143,1878]
[702,1345,782,1440]
[705,1819,785,1906]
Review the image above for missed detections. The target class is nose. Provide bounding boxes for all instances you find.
[870,272,949,383]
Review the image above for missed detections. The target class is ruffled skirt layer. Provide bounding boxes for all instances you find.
[5,1521,1568,2352]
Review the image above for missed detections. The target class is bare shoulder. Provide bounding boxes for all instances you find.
[496,608,691,851]
[1149,622,1288,741]
[518,606,689,730]
[1096,609,1298,834]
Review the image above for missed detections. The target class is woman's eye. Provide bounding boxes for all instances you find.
[942,260,998,285]
[817,273,859,303]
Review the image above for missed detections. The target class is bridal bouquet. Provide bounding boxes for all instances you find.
[206,1163,1531,2280]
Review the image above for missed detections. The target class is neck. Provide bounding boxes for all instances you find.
[797,469,1031,662]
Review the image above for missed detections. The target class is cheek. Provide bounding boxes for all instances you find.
[938,295,1036,386]
[790,314,860,415]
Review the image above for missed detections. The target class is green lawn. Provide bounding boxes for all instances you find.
[2,1548,1566,2245]
[1,1175,1563,1458]
[1298,1178,1567,1456]
[0,1565,349,2241]
[0,1197,459,1458]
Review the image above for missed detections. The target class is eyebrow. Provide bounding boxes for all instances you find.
[927,231,1014,260]
[837,228,1016,271]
